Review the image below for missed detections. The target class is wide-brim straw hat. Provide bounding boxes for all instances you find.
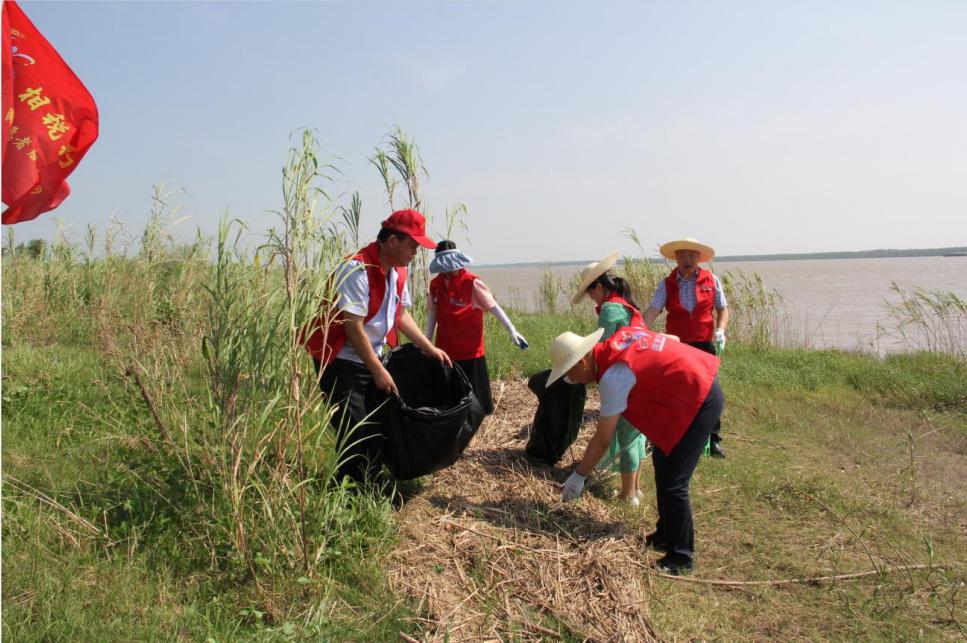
[659,238,715,263]
[570,251,620,305]
[547,328,605,386]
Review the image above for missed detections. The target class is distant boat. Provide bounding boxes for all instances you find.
[943,252,967,257]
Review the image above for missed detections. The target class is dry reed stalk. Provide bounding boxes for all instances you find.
[655,563,962,587]
[388,377,662,642]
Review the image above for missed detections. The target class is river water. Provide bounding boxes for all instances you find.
[473,256,966,353]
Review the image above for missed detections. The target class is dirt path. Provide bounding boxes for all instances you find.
[389,377,663,642]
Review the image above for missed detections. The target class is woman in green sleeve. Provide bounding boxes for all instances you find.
[571,252,649,505]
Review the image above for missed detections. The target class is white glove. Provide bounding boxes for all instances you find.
[561,470,586,502]
[491,304,527,350]
[713,328,726,354]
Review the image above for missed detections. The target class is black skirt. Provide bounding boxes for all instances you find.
[456,356,495,415]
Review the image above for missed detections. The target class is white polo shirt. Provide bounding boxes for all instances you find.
[598,363,637,417]
[334,259,411,363]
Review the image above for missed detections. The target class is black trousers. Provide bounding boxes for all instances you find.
[456,356,495,416]
[651,379,724,563]
[687,341,722,444]
[313,358,383,485]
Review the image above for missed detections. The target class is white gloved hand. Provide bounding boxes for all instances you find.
[713,328,726,354]
[561,470,586,502]
[512,332,529,350]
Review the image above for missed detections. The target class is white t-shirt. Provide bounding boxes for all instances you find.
[598,363,637,417]
[335,259,411,363]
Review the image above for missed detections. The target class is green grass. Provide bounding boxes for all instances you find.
[5,303,966,640]
[482,309,598,379]
[2,340,411,642]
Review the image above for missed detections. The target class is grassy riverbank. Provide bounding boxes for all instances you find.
[3,297,965,639]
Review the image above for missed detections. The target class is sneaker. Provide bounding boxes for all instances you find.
[709,441,726,459]
[656,556,693,576]
[625,495,640,507]
[645,531,669,552]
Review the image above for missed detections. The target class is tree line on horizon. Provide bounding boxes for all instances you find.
[474,246,967,268]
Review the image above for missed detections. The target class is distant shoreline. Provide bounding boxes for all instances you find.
[477,247,967,268]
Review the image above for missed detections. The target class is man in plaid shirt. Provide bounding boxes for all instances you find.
[644,238,730,458]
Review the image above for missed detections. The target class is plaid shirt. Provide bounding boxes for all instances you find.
[649,269,727,312]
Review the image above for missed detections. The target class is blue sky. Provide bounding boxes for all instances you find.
[7,0,967,263]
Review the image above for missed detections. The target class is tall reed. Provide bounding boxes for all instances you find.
[718,268,785,348]
[880,283,966,357]
[370,126,431,314]
[618,228,665,312]
[2,132,395,595]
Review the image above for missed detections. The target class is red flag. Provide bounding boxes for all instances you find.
[2,0,98,224]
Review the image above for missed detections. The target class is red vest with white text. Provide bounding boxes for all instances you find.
[430,269,485,360]
[302,242,407,364]
[594,326,719,455]
[665,268,716,342]
[596,293,646,329]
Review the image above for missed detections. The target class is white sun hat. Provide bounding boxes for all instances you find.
[659,238,715,263]
[546,328,605,386]
[429,248,473,274]
[570,251,620,305]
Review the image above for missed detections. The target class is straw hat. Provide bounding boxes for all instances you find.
[546,328,605,386]
[659,238,715,263]
[570,251,620,305]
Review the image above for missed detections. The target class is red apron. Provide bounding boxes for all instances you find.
[594,325,719,455]
[302,242,407,363]
[430,269,485,360]
[665,268,716,342]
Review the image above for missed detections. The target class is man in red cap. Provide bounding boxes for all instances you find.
[304,209,451,486]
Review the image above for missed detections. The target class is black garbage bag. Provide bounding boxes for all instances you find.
[366,344,481,480]
[524,369,587,466]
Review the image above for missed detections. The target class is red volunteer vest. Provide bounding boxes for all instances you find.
[302,242,407,363]
[429,269,486,360]
[595,293,646,329]
[665,268,716,342]
[594,326,719,455]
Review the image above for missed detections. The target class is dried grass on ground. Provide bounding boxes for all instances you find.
[389,378,664,642]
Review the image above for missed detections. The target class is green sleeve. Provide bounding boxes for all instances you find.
[598,302,632,340]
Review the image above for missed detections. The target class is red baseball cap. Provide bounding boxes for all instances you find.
[381,209,436,249]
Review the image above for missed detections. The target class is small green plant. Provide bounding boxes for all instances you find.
[537,264,562,314]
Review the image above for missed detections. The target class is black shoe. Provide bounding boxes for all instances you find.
[645,531,669,552]
[709,441,726,458]
[656,556,693,576]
